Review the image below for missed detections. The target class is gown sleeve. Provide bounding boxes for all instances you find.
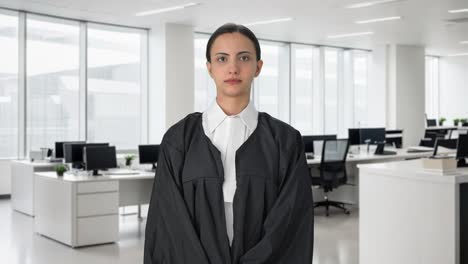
[144,137,209,264]
[240,131,314,263]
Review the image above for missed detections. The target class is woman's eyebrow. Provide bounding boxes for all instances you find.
[214,51,252,56]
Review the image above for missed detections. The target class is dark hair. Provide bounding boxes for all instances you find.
[206,23,261,63]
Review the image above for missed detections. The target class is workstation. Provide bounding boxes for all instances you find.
[1,0,468,263]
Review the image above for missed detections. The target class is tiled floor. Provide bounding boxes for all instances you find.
[0,199,358,264]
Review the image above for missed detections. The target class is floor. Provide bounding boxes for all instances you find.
[0,199,358,264]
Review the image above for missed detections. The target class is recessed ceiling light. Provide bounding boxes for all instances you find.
[448,8,468,14]
[327,32,374,39]
[345,0,403,9]
[136,2,199,16]
[447,52,468,57]
[244,17,294,26]
[460,41,468,44]
[355,16,402,24]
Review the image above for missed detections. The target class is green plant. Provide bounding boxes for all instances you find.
[454,118,461,126]
[124,154,136,166]
[55,164,68,176]
[461,118,468,124]
[438,117,446,126]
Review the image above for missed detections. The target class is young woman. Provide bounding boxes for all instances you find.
[144,23,314,264]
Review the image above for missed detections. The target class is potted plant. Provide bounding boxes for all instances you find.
[438,117,446,126]
[124,154,136,167]
[461,118,468,126]
[55,164,68,177]
[454,118,461,126]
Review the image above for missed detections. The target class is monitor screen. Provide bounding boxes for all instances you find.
[302,135,337,153]
[55,141,85,158]
[64,143,109,164]
[348,128,385,145]
[139,145,160,164]
[457,135,468,160]
[84,146,117,174]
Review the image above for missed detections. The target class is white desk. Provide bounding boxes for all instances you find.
[306,147,443,205]
[358,159,468,264]
[11,160,58,216]
[34,171,154,247]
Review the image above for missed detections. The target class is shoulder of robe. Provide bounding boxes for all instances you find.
[161,112,202,153]
[258,112,303,155]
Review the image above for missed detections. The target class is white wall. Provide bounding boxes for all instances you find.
[386,44,425,147]
[439,56,468,123]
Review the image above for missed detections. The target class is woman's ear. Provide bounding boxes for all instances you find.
[255,59,263,77]
[206,61,213,77]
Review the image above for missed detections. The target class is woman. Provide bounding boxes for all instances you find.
[144,23,314,264]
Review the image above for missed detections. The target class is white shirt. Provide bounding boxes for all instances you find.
[202,99,258,245]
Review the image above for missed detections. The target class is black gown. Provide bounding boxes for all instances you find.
[144,111,314,264]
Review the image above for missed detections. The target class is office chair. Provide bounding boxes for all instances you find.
[426,119,437,127]
[433,138,458,156]
[310,139,350,216]
[419,131,445,148]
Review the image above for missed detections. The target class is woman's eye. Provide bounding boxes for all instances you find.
[216,56,227,62]
[240,56,250,61]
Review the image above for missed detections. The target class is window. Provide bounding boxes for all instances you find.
[0,11,18,158]
[194,34,216,112]
[87,24,146,149]
[253,41,290,123]
[324,48,339,134]
[26,15,80,151]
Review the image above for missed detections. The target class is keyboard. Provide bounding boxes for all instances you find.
[103,169,139,175]
[378,150,397,156]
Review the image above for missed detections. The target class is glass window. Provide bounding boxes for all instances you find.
[0,11,18,158]
[26,15,80,151]
[87,24,146,149]
[353,50,370,127]
[291,44,319,135]
[194,34,216,112]
[324,48,339,134]
[253,41,290,123]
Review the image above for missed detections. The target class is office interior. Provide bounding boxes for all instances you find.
[1,0,468,263]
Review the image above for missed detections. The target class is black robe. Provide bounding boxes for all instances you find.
[144,112,314,264]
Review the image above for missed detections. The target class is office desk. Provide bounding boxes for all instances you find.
[306,147,452,205]
[34,171,154,247]
[358,159,468,264]
[11,160,57,216]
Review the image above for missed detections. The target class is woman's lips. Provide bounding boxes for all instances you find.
[224,79,242,85]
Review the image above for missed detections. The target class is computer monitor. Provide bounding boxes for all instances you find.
[457,135,468,167]
[302,135,337,153]
[426,119,437,127]
[64,142,109,168]
[139,144,160,170]
[55,141,85,158]
[348,128,386,146]
[84,146,117,176]
[433,138,458,156]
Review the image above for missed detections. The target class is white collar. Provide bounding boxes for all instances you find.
[205,99,258,134]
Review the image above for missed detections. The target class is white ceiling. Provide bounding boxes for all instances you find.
[1,0,468,56]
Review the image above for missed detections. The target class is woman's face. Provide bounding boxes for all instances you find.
[207,32,263,99]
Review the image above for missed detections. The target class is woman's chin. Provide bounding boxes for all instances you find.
[221,87,248,98]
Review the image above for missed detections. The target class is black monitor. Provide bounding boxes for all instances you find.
[139,144,160,170]
[84,146,117,176]
[457,135,468,167]
[55,141,85,158]
[302,135,337,153]
[427,119,437,127]
[348,128,386,145]
[64,142,109,168]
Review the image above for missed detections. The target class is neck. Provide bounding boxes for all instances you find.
[216,95,249,116]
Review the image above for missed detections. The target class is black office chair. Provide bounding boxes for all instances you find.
[433,138,458,156]
[426,119,437,127]
[311,139,350,216]
[419,131,445,148]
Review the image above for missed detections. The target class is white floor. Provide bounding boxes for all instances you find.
[0,198,358,264]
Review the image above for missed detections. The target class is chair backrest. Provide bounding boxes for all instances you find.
[433,138,458,156]
[427,119,437,127]
[319,139,350,191]
[321,139,349,163]
[420,131,445,147]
